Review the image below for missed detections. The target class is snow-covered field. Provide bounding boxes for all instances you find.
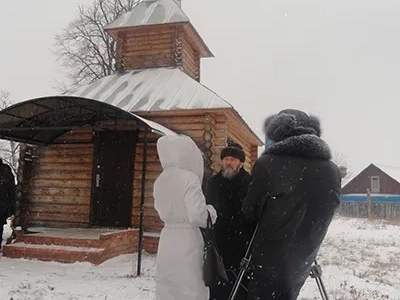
[1,216,399,300]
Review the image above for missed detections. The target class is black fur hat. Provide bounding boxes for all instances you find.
[220,142,245,162]
[263,109,321,142]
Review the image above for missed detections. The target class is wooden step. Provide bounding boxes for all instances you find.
[3,242,105,264]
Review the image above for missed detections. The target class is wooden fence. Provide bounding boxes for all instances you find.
[338,201,400,221]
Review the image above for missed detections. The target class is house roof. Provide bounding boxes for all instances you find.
[375,164,400,183]
[104,0,213,58]
[62,67,232,111]
[343,163,400,187]
[62,67,263,145]
[104,0,189,30]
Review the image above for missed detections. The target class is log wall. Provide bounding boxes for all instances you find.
[210,113,228,173]
[133,113,219,231]
[18,109,261,233]
[132,129,161,231]
[136,109,261,231]
[210,112,258,173]
[227,119,255,173]
[20,129,93,228]
[115,25,201,81]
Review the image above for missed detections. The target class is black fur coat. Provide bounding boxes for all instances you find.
[242,110,342,298]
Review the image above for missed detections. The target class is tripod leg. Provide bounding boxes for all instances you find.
[315,277,329,300]
[228,269,247,300]
[318,277,329,300]
[229,223,259,300]
[314,277,324,300]
[310,260,329,300]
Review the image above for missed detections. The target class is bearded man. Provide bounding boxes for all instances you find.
[205,142,257,300]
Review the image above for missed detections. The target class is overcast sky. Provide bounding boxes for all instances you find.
[1,0,400,174]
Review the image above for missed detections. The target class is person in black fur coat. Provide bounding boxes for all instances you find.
[206,142,257,300]
[242,109,341,300]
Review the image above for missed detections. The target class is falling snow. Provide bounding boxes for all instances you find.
[1,216,399,300]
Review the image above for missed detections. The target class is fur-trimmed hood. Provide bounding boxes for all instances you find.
[265,134,331,160]
[263,109,321,142]
[263,109,331,160]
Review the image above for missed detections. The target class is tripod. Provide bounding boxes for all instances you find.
[228,223,329,300]
[228,223,258,300]
[310,259,329,300]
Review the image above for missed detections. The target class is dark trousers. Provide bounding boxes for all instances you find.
[247,277,302,300]
[209,270,250,300]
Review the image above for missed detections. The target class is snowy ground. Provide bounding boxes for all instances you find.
[1,216,399,300]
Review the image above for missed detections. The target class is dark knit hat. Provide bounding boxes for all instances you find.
[220,142,245,162]
[263,109,321,142]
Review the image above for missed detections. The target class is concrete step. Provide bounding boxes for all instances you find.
[3,228,140,264]
[143,232,160,254]
[19,235,102,248]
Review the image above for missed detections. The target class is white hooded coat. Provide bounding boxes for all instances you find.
[154,135,217,300]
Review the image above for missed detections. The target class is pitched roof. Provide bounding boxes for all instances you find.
[343,163,400,187]
[375,164,400,183]
[62,67,232,111]
[104,0,213,57]
[104,0,189,30]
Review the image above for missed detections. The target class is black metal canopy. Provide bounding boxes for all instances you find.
[0,96,170,145]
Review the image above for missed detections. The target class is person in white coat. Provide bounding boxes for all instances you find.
[154,134,217,300]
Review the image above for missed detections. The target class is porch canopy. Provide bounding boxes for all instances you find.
[0,95,175,275]
[0,95,175,145]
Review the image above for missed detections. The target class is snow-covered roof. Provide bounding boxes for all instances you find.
[104,0,189,30]
[375,164,400,183]
[62,67,232,112]
[343,163,400,187]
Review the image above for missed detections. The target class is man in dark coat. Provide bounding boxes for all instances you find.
[0,158,16,249]
[242,109,341,300]
[206,142,257,300]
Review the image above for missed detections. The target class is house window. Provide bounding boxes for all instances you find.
[370,176,380,193]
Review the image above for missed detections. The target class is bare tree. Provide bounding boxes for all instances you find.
[54,0,141,88]
[332,151,351,179]
[0,91,19,176]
